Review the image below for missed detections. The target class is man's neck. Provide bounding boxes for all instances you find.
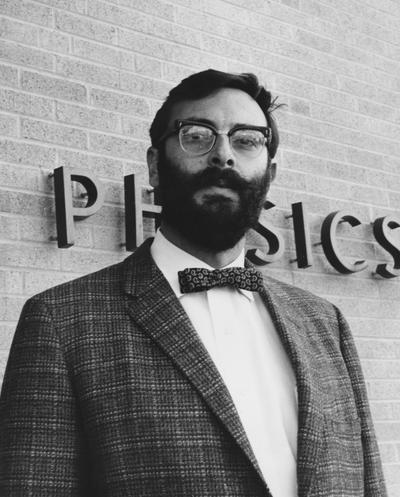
[160,222,245,269]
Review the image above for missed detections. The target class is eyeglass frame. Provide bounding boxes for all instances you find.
[156,119,272,157]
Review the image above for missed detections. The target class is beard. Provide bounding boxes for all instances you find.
[156,152,271,251]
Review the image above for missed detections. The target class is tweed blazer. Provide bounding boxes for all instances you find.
[0,239,387,497]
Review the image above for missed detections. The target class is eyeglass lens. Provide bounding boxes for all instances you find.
[179,124,266,157]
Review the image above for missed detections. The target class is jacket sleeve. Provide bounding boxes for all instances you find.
[336,306,388,497]
[0,297,91,496]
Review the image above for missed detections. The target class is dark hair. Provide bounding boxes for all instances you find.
[149,69,280,159]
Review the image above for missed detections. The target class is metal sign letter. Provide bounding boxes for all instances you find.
[53,166,105,248]
[321,211,368,274]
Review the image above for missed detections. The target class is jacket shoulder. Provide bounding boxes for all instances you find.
[263,273,339,317]
[29,256,130,306]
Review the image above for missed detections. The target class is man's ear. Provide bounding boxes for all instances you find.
[147,146,159,188]
[269,161,277,183]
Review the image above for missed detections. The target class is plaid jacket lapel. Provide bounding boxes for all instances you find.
[122,240,267,487]
[257,279,325,497]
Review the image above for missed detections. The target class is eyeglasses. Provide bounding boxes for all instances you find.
[158,120,271,158]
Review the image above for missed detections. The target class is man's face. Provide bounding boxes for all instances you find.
[149,88,276,251]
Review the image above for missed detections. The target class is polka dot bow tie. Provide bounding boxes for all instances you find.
[178,267,264,294]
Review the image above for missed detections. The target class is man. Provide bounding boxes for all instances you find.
[0,70,387,496]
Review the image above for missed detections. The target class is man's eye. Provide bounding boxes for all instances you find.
[233,132,263,148]
[183,127,212,141]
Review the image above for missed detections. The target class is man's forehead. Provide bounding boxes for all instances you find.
[167,87,267,128]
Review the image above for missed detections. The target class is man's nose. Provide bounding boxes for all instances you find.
[207,134,235,168]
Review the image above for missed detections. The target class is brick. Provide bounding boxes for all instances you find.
[299,0,339,23]
[20,215,93,248]
[72,38,120,67]
[102,180,123,204]
[383,465,400,486]
[0,269,24,294]
[0,243,61,270]
[162,62,198,84]
[0,0,52,27]
[334,41,371,68]
[0,162,39,190]
[174,6,230,38]
[372,377,400,399]
[246,10,297,40]
[119,51,135,72]
[0,325,15,351]
[282,150,327,175]
[57,149,125,179]
[0,139,56,167]
[80,204,124,228]
[358,99,397,123]
[281,0,299,7]
[0,296,26,321]
[21,70,87,103]
[122,161,148,183]
[60,247,123,272]
[302,136,347,162]
[363,360,400,380]
[314,86,358,111]
[358,339,400,361]
[346,147,385,169]
[118,29,226,69]
[295,29,335,53]
[202,34,261,65]
[121,116,150,141]
[0,88,53,119]
[0,40,53,71]
[38,28,70,54]
[292,273,380,299]
[134,54,162,79]
[253,49,338,88]
[349,318,400,339]
[311,103,367,131]
[306,174,351,200]
[0,17,38,46]
[55,55,119,89]
[378,443,398,464]
[145,17,202,49]
[366,169,400,192]
[55,11,117,43]
[93,225,124,251]
[0,63,17,86]
[87,0,149,32]
[326,162,368,185]
[288,98,310,116]
[388,192,400,211]
[90,88,150,117]
[56,101,120,133]
[0,113,17,136]
[117,0,174,21]
[0,189,54,217]
[0,213,19,240]
[24,270,76,295]
[21,118,88,149]
[89,132,147,160]
[119,72,171,100]
[274,168,307,191]
[35,0,86,13]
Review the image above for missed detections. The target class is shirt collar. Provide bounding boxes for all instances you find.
[150,229,254,301]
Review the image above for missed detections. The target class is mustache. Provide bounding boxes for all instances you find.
[189,167,250,191]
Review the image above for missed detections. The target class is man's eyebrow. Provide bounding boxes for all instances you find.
[181,117,260,128]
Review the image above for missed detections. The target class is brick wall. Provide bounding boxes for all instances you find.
[1,0,400,492]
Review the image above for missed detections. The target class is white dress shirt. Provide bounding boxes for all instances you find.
[151,230,298,497]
